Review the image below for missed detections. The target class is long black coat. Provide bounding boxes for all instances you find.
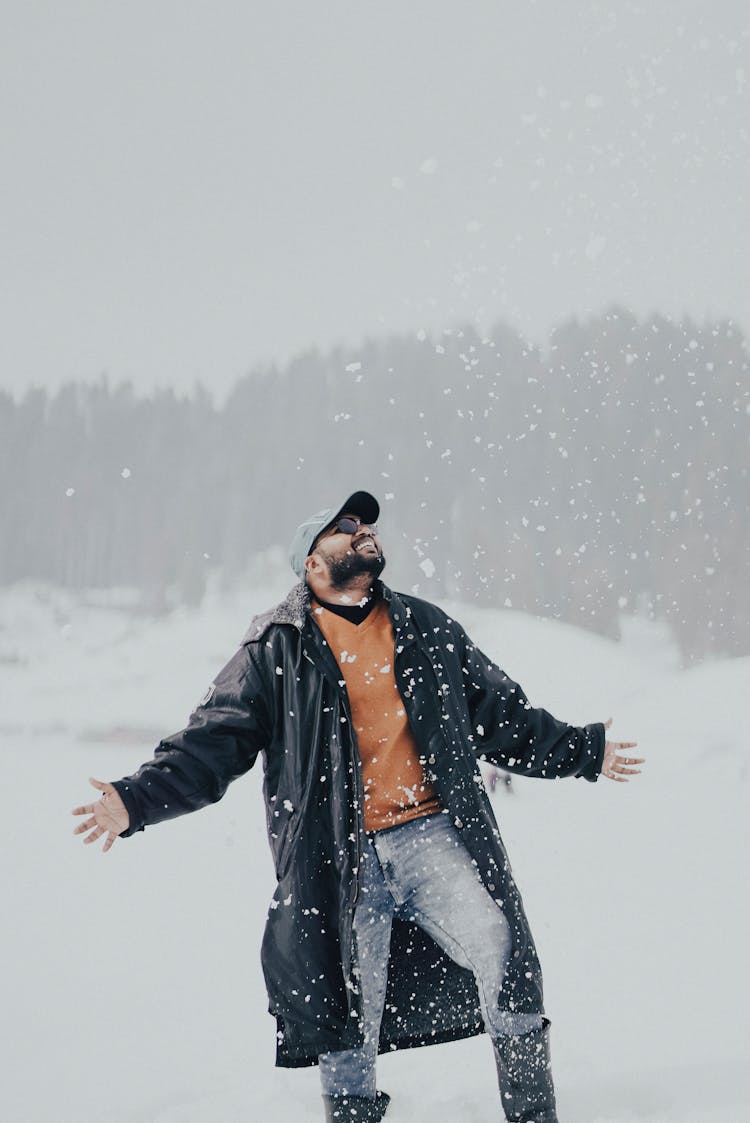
[113,581,605,1067]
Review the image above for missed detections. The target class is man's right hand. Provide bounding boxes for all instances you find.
[72,778,129,852]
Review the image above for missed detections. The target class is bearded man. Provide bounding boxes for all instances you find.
[73,489,643,1123]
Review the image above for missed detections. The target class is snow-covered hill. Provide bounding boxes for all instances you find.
[2,580,748,1122]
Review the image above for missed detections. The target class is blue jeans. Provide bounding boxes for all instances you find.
[319,811,542,1098]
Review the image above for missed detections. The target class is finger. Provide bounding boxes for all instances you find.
[615,742,639,750]
[605,772,628,782]
[73,816,97,835]
[102,832,117,853]
[83,826,105,845]
[71,803,95,816]
[89,777,112,794]
[603,717,613,730]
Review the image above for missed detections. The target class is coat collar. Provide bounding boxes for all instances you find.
[241,581,309,643]
[241,580,413,645]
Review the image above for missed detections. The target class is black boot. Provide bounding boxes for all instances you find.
[322,1089,390,1122]
[493,1020,558,1122]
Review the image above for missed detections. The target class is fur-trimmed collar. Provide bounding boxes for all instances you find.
[241,580,395,644]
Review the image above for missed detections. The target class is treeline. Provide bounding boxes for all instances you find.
[3,306,748,664]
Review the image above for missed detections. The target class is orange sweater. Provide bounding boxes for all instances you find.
[311,598,442,831]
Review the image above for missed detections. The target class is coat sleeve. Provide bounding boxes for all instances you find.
[457,627,605,782]
[111,644,271,835]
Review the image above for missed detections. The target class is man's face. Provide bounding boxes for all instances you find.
[310,513,386,588]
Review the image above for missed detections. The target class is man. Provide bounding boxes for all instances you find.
[73,490,642,1123]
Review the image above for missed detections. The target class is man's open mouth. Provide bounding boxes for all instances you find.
[354,539,377,553]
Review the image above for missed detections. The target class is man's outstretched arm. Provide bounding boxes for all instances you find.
[71,644,271,851]
[458,629,643,782]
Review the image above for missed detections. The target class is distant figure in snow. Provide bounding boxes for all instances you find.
[73,489,643,1123]
[483,763,514,795]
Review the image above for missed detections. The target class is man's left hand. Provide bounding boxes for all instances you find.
[600,717,644,782]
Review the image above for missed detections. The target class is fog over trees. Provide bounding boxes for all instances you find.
[4,306,748,665]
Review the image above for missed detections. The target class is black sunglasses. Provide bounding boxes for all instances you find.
[329,516,379,536]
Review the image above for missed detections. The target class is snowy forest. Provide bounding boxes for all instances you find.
[6,306,748,664]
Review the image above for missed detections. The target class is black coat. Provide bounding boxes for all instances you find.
[113,581,605,1067]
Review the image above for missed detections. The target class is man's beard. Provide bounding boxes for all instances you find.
[326,549,386,589]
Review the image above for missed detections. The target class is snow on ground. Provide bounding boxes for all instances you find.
[1,578,748,1122]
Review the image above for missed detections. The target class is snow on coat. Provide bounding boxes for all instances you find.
[113,581,605,1067]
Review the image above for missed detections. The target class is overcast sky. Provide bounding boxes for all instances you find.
[3,1,749,403]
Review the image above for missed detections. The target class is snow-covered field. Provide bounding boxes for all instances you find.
[2,576,748,1123]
